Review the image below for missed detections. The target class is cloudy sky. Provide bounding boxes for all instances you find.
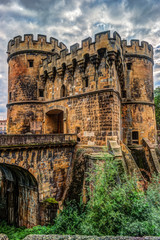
[0,0,160,119]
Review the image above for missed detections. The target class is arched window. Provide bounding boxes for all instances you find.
[83,76,89,89]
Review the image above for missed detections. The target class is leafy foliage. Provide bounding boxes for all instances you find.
[80,158,160,236]
[154,87,160,129]
[2,156,160,239]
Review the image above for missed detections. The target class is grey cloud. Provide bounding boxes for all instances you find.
[19,0,59,10]
[0,0,160,117]
[155,49,160,54]
[154,47,160,60]
[155,80,160,88]
[0,0,12,3]
[154,72,160,88]
[154,63,160,71]
[0,106,6,113]
[125,0,160,25]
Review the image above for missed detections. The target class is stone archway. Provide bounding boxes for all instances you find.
[0,163,38,227]
[45,105,67,134]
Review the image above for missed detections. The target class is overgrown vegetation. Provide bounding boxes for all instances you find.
[1,156,160,239]
[154,86,160,129]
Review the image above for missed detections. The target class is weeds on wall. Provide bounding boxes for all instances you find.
[1,155,160,239]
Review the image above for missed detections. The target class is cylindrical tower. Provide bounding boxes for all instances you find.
[7,34,66,134]
[122,40,157,145]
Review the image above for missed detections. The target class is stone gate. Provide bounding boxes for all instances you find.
[0,134,77,227]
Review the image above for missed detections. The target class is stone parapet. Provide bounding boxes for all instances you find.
[39,31,122,76]
[122,39,153,60]
[7,34,67,58]
[0,134,77,147]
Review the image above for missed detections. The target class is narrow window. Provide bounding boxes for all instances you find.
[85,77,88,87]
[122,90,126,98]
[39,89,44,97]
[127,63,132,70]
[76,127,80,134]
[61,85,66,98]
[28,60,34,68]
[9,92,12,101]
[76,127,81,142]
[53,67,56,81]
[132,131,139,144]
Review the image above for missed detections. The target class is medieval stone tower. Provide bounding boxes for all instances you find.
[7,31,157,146]
[7,35,67,134]
[0,31,158,228]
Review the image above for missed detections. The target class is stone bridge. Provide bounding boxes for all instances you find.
[0,134,77,227]
[1,134,160,229]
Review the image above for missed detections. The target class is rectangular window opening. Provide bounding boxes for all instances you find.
[132,131,139,144]
[122,90,126,98]
[9,92,12,101]
[85,77,89,88]
[127,63,132,70]
[39,89,44,97]
[28,60,34,68]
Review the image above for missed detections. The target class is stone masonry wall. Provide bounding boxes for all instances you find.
[7,32,123,146]
[7,35,66,134]
[0,134,77,146]
[122,104,157,145]
[7,90,121,145]
[0,140,76,226]
[7,31,157,146]
[122,56,156,145]
[7,103,44,134]
[45,90,121,145]
[0,145,75,202]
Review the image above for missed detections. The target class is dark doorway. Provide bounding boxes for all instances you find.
[0,164,38,227]
[132,131,139,144]
[45,109,64,134]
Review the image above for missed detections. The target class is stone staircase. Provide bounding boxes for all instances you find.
[142,138,160,174]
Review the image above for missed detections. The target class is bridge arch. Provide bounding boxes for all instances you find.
[0,163,38,227]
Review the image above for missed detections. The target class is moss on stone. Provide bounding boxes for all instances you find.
[43,198,58,205]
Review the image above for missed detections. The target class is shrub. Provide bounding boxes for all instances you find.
[80,157,160,236]
[2,155,160,238]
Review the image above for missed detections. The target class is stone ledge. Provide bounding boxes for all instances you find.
[23,235,160,240]
[1,234,160,240]
[7,49,56,62]
[0,134,77,147]
[124,53,153,63]
[7,88,121,107]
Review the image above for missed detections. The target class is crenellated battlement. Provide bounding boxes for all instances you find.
[7,34,67,58]
[6,29,157,169]
[39,31,123,76]
[122,39,153,59]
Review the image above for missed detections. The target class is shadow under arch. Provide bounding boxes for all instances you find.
[0,163,38,227]
[45,105,68,134]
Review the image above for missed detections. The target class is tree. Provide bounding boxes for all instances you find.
[154,87,160,129]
